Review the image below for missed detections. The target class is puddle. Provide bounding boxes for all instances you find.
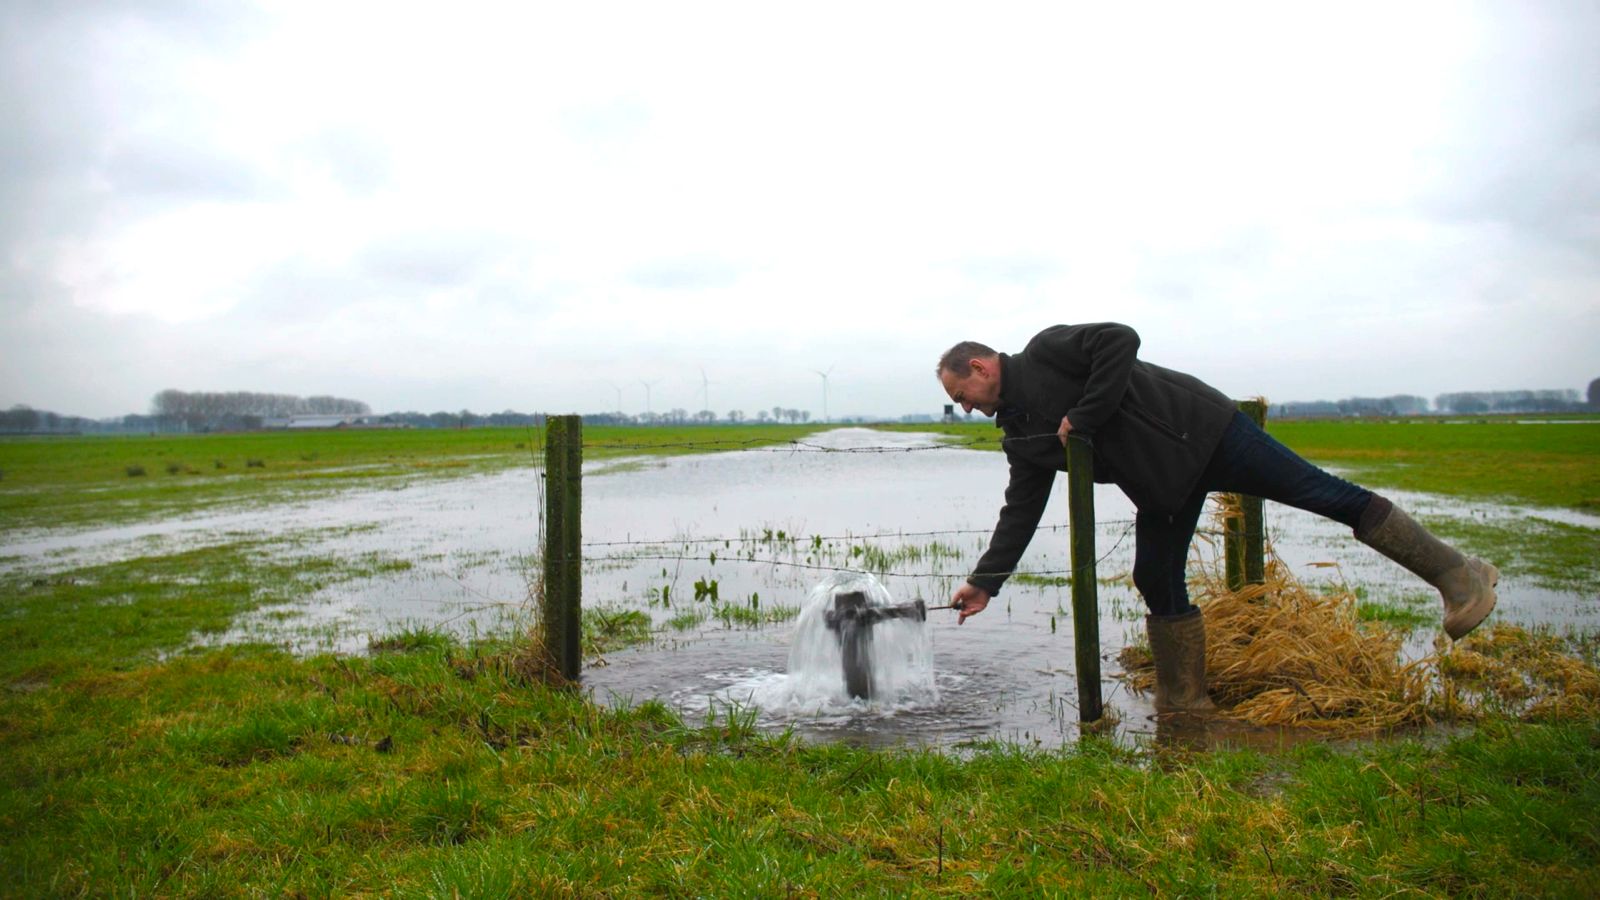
[2,427,1595,749]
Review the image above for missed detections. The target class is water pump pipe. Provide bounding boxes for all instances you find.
[822,591,927,699]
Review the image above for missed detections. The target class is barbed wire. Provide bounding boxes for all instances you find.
[518,428,1079,459]
[570,518,1142,582]
[576,523,1235,551]
[592,553,1099,582]
[585,438,978,454]
[377,519,1237,619]
[577,521,1139,549]
[515,423,1250,596]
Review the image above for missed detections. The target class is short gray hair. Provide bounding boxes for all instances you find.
[936,341,998,378]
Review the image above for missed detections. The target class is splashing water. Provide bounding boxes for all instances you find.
[698,572,939,718]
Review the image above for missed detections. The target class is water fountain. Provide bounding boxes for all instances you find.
[823,590,928,699]
[784,572,938,707]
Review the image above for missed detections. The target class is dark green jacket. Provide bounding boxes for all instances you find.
[968,322,1236,595]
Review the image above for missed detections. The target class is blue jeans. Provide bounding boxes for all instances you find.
[1132,411,1373,616]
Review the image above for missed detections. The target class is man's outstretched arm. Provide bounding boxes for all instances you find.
[956,459,1054,623]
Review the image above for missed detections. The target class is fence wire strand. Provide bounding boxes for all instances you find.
[565,518,1142,583]
[562,428,1076,457]
[515,422,1253,609]
[577,521,1139,550]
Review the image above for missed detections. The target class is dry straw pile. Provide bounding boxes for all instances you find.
[1121,535,1600,734]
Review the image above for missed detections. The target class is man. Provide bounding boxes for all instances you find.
[937,322,1498,714]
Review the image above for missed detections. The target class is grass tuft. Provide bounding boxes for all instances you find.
[370,627,454,655]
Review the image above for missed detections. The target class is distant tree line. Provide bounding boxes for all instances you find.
[149,390,372,432]
[1434,390,1583,414]
[1274,388,1592,419]
[154,390,368,421]
[0,405,129,434]
[1272,395,1430,419]
[7,380,1596,434]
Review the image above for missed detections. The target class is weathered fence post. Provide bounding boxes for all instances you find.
[1225,400,1268,590]
[1066,436,1104,723]
[542,415,583,681]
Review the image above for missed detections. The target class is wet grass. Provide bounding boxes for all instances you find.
[4,574,1598,894]
[1012,573,1072,588]
[1427,516,1600,595]
[583,607,653,654]
[846,539,963,576]
[878,415,1600,594]
[0,424,828,532]
[1354,588,1438,632]
[714,598,801,627]
[1,539,414,679]
[665,609,710,631]
[877,414,1600,513]
[2,426,1599,893]
[1265,415,1600,514]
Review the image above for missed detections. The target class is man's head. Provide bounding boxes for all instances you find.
[936,341,1002,416]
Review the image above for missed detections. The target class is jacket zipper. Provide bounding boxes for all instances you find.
[1128,405,1189,443]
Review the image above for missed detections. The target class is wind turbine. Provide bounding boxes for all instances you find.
[606,381,623,418]
[813,364,834,423]
[640,379,662,420]
[698,367,716,419]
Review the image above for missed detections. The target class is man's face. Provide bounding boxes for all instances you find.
[940,357,1002,416]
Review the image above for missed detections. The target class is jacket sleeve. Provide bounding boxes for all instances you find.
[968,455,1055,596]
[1030,322,1140,436]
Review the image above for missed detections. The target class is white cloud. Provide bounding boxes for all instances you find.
[3,1,1597,418]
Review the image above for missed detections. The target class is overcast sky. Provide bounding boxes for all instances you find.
[3,1,1596,420]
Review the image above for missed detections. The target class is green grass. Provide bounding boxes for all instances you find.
[878,415,1600,513]
[665,609,710,631]
[1353,588,1438,631]
[1269,416,1600,595]
[1427,516,1600,594]
[4,600,1598,894]
[875,420,1004,451]
[2,539,413,680]
[1264,415,1600,513]
[713,599,801,627]
[4,418,1600,894]
[0,424,828,532]
[879,415,1600,593]
[583,607,653,654]
[1011,573,1073,588]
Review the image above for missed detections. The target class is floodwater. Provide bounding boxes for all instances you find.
[3,427,1596,749]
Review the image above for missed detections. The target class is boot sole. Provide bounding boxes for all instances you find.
[1444,560,1498,640]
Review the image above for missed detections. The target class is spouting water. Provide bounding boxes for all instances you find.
[780,571,939,709]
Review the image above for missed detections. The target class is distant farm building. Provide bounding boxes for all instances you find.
[261,414,401,430]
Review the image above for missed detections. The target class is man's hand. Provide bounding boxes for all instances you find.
[951,583,991,625]
[1056,414,1074,446]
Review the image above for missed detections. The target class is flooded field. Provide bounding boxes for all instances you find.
[4,427,1595,749]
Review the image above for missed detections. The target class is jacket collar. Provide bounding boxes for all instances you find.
[995,352,1027,427]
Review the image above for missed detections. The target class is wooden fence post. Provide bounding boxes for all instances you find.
[1225,400,1268,590]
[542,415,583,681]
[1066,436,1104,724]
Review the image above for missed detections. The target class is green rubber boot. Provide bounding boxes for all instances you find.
[1147,607,1218,714]
[1356,498,1498,640]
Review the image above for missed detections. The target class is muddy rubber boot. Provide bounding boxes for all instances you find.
[1146,607,1217,714]
[1356,497,1498,640]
